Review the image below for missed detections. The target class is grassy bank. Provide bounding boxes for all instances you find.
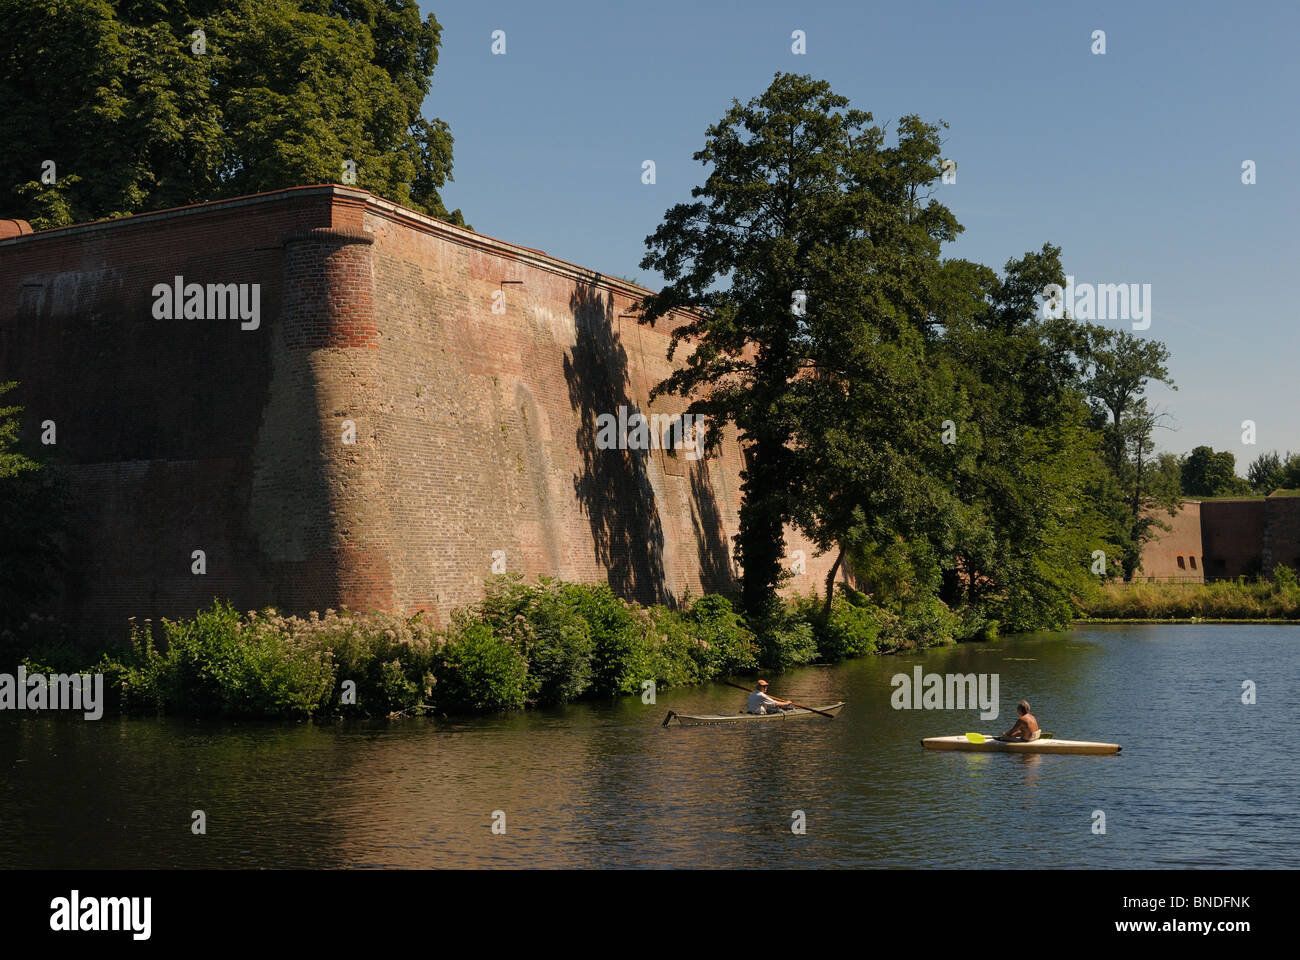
[7,576,981,719]
[1076,567,1300,621]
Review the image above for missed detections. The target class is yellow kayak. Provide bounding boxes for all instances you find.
[922,735,1121,755]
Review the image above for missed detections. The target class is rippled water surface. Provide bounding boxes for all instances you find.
[2,624,1296,868]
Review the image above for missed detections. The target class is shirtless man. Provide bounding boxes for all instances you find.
[997,700,1040,742]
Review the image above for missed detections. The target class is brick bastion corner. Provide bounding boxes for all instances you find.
[0,185,840,639]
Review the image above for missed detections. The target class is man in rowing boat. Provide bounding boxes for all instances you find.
[747,680,794,715]
[996,700,1040,742]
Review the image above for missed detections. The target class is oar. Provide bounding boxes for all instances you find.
[722,680,838,719]
[661,710,677,727]
[964,731,1054,743]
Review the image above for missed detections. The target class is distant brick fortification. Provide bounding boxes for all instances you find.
[0,186,838,638]
[1139,494,1300,581]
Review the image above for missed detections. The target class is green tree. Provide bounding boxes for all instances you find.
[1246,450,1294,493]
[785,113,963,621]
[1283,454,1300,490]
[638,74,959,614]
[1180,446,1250,497]
[1083,329,1179,579]
[637,73,860,613]
[0,0,465,228]
[929,246,1109,628]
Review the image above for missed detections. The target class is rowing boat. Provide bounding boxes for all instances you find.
[922,735,1121,755]
[664,702,845,726]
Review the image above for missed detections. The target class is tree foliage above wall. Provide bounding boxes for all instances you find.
[640,72,1182,625]
[0,0,465,228]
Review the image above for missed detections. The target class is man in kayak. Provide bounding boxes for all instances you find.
[747,680,794,715]
[996,700,1041,742]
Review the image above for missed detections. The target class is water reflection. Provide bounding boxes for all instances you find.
[1,625,1297,868]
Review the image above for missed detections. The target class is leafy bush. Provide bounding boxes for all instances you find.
[31,573,1012,720]
[494,579,595,705]
[559,582,651,696]
[108,602,335,717]
[897,596,961,648]
[751,599,818,670]
[642,605,702,688]
[814,595,881,661]
[954,605,998,642]
[682,594,757,678]
[292,608,439,714]
[433,617,529,712]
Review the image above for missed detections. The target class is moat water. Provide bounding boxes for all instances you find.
[1,624,1296,868]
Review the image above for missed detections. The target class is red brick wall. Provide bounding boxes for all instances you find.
[1139,501,1204,581]
[0,186,838,639]
[1199,500,1268,579]
[1263,496,1300,574]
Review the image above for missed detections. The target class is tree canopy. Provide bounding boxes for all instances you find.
[0,0,465,228]
[1179,446,1250,498]
[640,72,1179,625]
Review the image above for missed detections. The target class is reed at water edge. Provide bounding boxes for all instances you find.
[1076,566,1300,621]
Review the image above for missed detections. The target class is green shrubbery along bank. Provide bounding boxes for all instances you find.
[9,576,973,720]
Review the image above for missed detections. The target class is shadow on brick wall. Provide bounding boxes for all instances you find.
[564,280,668,606]
[689,460,735,595]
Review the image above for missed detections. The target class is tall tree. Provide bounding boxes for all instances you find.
[0,0,465,227]
[1084,329,1179,580]
[638,74,958,614]
[929,246,1108,629]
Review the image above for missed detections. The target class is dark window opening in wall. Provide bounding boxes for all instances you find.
[1177,556,1185,569]
[1189,556,1197,570]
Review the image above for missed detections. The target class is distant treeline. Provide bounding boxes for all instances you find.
[1169,447,1300,498]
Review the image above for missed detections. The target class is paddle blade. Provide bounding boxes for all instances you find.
[965,732,988,743]
[661,711,676,727]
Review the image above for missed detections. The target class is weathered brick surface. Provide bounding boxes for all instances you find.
[1263,496,1300,573]
[1,186,836,638]
[1200,500,1268,579]
[1139,501,1205,581]
[1144,497,1300,582]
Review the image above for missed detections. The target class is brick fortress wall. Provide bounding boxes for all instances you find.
[1139,496,1299,581]
[0,186,837,639]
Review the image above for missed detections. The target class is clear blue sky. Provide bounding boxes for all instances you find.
[418,0,1299,471]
